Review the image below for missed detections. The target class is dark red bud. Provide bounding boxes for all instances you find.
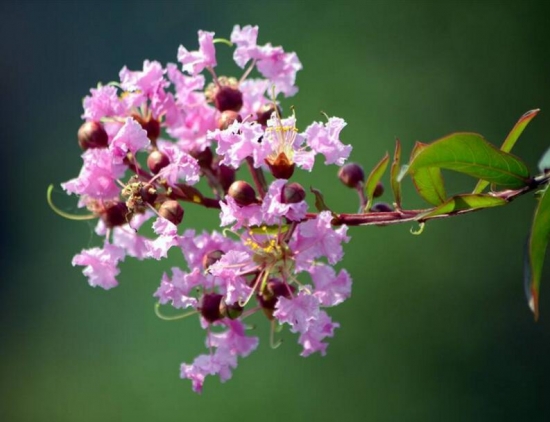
[373,182,384,198]
[200,293,224,323]
[133,114,161,143]
[158,200,184,225]
[202,249,224,269]
[147,150,170,174]
[214,86,243,112]
[371,202,393,212]
[100,202,129,228]
[78,121,108,150]
[217,163,236,192]
[228,181,257,206]
[217,110,242,130]
[256,104,281,127]
[281,182,306,204]
[338,163,365,188]
[190,147,213,169]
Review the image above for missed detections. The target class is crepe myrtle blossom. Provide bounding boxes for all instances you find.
[53,24,360,393]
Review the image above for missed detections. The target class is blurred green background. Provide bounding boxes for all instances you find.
[3,0,550,420]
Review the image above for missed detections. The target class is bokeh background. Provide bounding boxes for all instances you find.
[2,0,550,420]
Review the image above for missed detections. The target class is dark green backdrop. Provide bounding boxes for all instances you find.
[3,0,550,420]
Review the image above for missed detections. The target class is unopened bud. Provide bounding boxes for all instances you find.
[202,249,223,269]
[217,163,236,192]
[132,114,161,143]
[228,181,257,206]
[256,104,281,126]
[147,150,170,174]
[371,202,393,212]
[281,182,306,204]
[217,110,242,130]
[338,163,365,188]
[100,201,129,228]
[190,147,213,169]
[258,280,296,319]
[214,86,243,112]
[200,293,223,323]
[158,200,184,225]
[373,182,384,198]
[140,184,158,205]
[78,121,108,150]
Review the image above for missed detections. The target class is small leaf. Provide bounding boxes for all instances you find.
[526,185,550,320]
[390,139,402,209]
[408,133,530,189]
[416,194,507,221]
[364,152,390,211]
[409,142,446,206]
[473,109,540,193]
[310,187,331,212]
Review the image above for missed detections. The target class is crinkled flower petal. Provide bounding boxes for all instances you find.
[109,117,150,162]
[304,117,352,166]
[72,241,126,290]
[178,30,216,75]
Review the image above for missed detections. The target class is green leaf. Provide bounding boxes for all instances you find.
[473,109,539,193]
[409,142,446,206]
[526,185,550,320]
[310,187,331,212]
[390,139,402,209]
[364,152,390,211]
[408,132,530,189]
[416,194,507,221]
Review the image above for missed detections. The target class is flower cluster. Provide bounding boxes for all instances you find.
[60,25,353,393]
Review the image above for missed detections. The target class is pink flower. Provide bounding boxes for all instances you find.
[304,117,352,166]
[209,250,254,304]
[230,25,259,68]
[154,267,201,309]
[72,241,126,290]
[273,292,320,333]
[156,142,200,186]
[181,319,258,393]
[291,211,350,268]
[109,117,150,162]
[178,30,217,75]
[61,148,126,199]
[211,120,264,169]
[256,45,302,97]
[119,60,166,96]
[298,310,339,357]
[310,265,352,307]
[82,85,124,121]
[219,196,263,230]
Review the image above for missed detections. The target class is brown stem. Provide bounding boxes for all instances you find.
[307,174,550,227]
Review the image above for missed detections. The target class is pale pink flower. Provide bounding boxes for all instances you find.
[72,241,126,290]
[310,265,352,307]
[304,117,352,166]
[178,30,217,75]
[82,85,124,121]
[109,117,150,162]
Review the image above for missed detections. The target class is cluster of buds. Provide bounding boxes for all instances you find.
[57,26,356,393]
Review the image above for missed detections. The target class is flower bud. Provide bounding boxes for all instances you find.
[202,249,223,269]
[190,147,213,169]
[266,152,295,180]
[281,182,306,204]
[200,293,223,323]
[371,202,393,212]
[100,201,129,228]
[158,200,184,225]
[147,150,170,174]
[78,121,108,150]
[217,110,242,130]
[256,104,281,126]
[214,86,243,112]
[216,163,236,192]
[373,182,384,198]
[219,300,244,320]
[338,163,365,188]
[228,181,257,206]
